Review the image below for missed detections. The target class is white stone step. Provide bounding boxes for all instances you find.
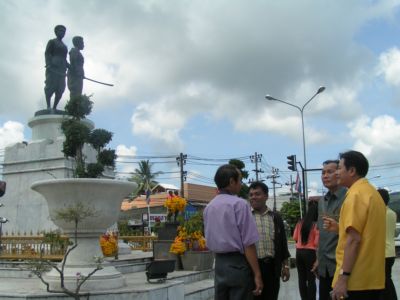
[184,278,214,300]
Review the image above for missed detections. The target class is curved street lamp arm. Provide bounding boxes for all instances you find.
[302,93,318,112]
[301,86,326,112]
[265,95,301,112]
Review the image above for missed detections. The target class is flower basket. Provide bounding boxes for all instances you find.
[169,212,213,271]
[100,231,118,257]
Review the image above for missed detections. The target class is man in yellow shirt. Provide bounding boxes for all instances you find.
[329,150,386,300]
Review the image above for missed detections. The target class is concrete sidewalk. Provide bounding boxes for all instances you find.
[0,249,397,299]
[279,246,400,300]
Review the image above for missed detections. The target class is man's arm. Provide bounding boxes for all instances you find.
[244,244,263,296]
[281,259,290,282]
[323,216,339,233]
[276,213,291,259]
[276,214,291,281]
[331,227,361,300]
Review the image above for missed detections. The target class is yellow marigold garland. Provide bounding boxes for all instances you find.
[165,195,187,213]
[169,236,187,255]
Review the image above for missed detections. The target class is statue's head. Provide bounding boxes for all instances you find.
[72,36,84,50]
[54,25,66,38]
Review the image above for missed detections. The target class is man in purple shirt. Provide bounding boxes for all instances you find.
[204,164,263,299]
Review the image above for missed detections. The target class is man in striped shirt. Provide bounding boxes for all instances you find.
[249,181,291,300]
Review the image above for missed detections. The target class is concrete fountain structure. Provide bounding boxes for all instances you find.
[31,178,136,291]
[0,112,216,299]
[0,26,215,298]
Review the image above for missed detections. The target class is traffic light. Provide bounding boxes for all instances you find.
[287,155,297,171]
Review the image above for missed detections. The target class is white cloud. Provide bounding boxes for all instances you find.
[377,47,400,86]
[0,121,25,149]
[116,145,137,157]
[349,114,400,164]
[130,82,222,151]
[115,144,138,177]
[131,102,185,152]
[1,0,400,178]
[234,80,362,145]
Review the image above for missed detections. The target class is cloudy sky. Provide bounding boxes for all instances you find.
[1,0,400,195]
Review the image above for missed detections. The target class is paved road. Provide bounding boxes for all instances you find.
[279,244,400,299]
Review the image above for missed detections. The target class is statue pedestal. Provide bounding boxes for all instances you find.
[1,113,95,234]
[28,112,94,141]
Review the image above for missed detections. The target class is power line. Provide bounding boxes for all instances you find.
[188,155,251,162]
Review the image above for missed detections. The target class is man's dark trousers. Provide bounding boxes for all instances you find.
[214,253,253,300]
[347,290,382,299]
[380,257,398,300]
[319,271,333,300]
[254,258,280,300]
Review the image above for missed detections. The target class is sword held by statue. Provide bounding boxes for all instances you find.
[84,76,114,87]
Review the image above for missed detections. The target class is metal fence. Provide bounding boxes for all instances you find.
[0,233,157,261]
[0,233,69,261]
[120,235,158,252]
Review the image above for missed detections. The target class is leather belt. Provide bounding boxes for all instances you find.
[262,256,275,264]
[216,251,242,257]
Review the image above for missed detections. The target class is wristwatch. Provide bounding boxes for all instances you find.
[339,269,351,276]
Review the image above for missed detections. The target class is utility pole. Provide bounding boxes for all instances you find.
[176,153,187,197]
[288,174,294,199]
[250,152,263,181]
[267,168,280,211]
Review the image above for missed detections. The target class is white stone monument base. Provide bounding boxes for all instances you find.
[43,264,125,291]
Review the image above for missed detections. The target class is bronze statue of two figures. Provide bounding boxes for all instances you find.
[44,25,112,112]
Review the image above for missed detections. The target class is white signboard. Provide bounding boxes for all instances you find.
[142,213,167,223]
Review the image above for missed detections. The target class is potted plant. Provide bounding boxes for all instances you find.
[31,94,136,291]
[169,212,214,271]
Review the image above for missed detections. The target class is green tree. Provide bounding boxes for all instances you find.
[280,200,301,234]
[61,95,116,178]
[229,158,249,199]
[129,160,162,195]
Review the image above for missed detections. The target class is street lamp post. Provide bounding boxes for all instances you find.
[265,86,325,211]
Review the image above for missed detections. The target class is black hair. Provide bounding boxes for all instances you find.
[214,164,240,189]
[300,201,318,245]
[249,181,269,195]
[377,188,390,206]
[323,159,339,166]
[339,150,369,177]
